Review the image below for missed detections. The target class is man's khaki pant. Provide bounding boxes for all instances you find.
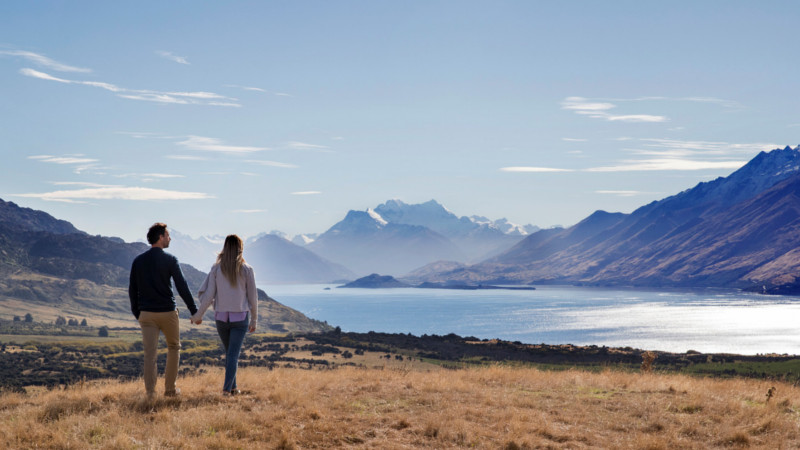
[138,310,181,395]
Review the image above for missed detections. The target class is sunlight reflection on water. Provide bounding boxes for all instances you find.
[263,284,800,355]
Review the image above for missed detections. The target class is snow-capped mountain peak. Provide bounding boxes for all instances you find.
[367,208,388,226]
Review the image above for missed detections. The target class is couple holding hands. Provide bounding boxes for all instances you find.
[129,223,258,398]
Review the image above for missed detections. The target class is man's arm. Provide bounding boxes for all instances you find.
[128,261,140,319]
[171,259,198,316]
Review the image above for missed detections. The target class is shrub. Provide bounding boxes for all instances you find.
[641,351,656,374]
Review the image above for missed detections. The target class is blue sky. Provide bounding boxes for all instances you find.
[1,1,798,242]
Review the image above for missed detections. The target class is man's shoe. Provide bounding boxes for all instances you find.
[164,388,181,397]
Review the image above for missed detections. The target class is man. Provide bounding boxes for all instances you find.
[129,222,198,397]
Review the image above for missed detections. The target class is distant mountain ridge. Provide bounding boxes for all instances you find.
[374,199,536,261]
[308,209,466,276]
[0,198,80,235]
[244,234,355,284]
[168,199,538,280]
[421,145,800,289]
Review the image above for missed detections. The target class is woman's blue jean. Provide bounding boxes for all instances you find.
[215,314,248,392]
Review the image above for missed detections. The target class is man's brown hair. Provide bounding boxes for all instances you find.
[147,223,168,245]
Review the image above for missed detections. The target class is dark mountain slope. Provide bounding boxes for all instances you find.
[424,146,800,287]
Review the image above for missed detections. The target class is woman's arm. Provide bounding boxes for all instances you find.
[246,266,258,332]
[192,266,218,322]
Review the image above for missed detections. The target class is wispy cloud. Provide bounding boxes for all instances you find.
[595,190,648,197]
[29,154,102,174]
[115,173,186,182]
[225,84,292,97]
[502,159,746,173]
[225,84,267,93]
[51,181,113,188]
[562,95,745,124]
[287,141,330,151]
[117,131,180,139]
[232,209,266,213]
[29,154,99,165]
[0,50,91,73]
[602,96,744,110]
[635,138,777,156]
[500,167,575,173]
[562,138,587,142]
[177,136,268,153]
[291,191,322,195]
[585,159,746,172]
[19,68,240,107]
[156,50,190,65]
[245,159,298,169]
[165,155,210,161]
[605,115,667,123]
[562,97,667,123]
[502,139,774,174]
[15,186,213,202]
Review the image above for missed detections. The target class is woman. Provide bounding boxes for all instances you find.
[192,234,258,395]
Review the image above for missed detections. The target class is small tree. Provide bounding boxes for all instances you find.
[80,318,88,326]
[55,316,67,326]
[98,326,109,337]
[68,318,79,326]
[13,316,21,322]
[24,313,33,323]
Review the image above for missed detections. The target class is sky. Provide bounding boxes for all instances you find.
[1,1,798,243]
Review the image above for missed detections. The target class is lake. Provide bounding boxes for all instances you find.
[262,284,800,355]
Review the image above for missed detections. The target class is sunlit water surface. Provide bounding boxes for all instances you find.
[262,284,800,355]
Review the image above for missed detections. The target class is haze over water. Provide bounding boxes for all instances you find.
[265,285,800,355]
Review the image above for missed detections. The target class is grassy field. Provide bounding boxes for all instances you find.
[1,364,799,449]
[4,328,800,448]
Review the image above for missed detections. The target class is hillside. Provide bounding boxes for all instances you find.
[424,145,800,289]
[0,199,330,333]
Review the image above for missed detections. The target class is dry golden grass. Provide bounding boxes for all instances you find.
[1,365,799,449]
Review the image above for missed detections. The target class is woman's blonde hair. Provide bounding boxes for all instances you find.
[217,234,245,287]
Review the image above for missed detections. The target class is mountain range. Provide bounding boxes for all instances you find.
[0,199,329,332]
[167,200,537,281]
[7,144,800,297]
[167,231,354,284]
[305,200,536,276]
[416,145,800,290]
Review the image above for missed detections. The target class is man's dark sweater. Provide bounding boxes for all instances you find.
[129,247,198,319]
